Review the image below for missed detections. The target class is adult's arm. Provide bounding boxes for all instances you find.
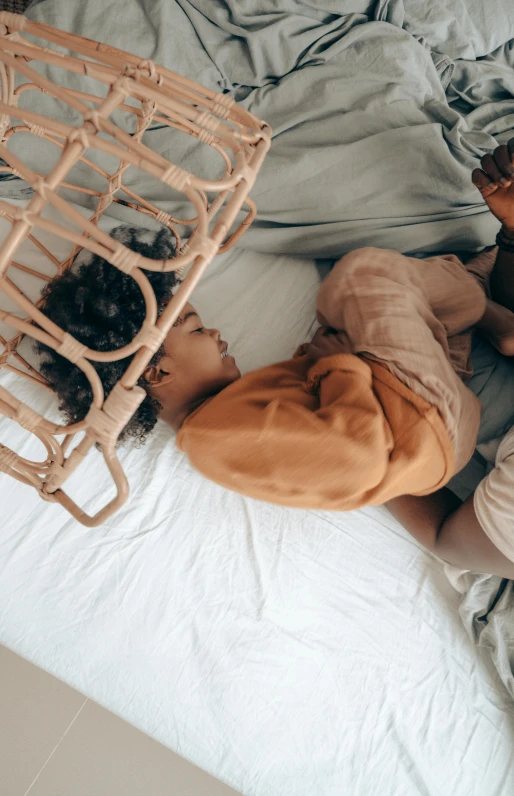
[490,238,514,314]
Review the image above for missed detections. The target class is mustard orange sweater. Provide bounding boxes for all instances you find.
[176,352,455,511]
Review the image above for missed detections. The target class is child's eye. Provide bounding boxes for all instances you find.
[193,327,204,334]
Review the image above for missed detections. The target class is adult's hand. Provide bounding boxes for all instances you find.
[472,137,514,231]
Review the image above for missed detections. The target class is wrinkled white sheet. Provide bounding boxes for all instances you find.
[1,212,514,795]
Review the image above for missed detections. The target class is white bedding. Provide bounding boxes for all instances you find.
[1,211,514,795]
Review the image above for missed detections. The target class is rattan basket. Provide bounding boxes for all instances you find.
[0,11,271,526]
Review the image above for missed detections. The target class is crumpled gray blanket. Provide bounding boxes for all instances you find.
[446,565,514,699]
[8,0,514,256]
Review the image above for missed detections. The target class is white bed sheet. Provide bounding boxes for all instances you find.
[1,211,514,795]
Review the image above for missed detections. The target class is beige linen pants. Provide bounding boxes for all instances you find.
[318,247,489,473]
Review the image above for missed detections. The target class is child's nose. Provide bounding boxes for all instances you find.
[208,328,221,341]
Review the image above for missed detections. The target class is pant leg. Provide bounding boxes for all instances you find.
[415,248,496,381]
[464,246,497,295]
[419,252,487,381]
[427,247,497,381]
[417,252,486,334]
[468,335,514,445]
[317,247,485,473]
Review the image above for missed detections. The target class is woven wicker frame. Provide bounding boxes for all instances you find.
[0,12,271,526]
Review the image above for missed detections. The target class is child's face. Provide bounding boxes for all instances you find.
[148,302,240,422]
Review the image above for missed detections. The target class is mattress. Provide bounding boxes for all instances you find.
[1,206,514,796]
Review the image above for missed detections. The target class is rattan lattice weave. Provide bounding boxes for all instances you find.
[0,12,271,526]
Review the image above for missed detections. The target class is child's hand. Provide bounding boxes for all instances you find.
[472,138,514,230]
[307,326,352,362]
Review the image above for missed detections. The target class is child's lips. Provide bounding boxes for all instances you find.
[220,341,230,360]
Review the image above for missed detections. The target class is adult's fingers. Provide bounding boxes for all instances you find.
[480,153,509,187]
[472,167,500,198]
[493,144,514,180]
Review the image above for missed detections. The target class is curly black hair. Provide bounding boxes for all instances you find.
[35,226,178,446]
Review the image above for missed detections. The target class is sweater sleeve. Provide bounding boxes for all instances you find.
[177,353,395,511]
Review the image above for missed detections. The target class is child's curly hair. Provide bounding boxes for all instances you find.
[35,226,178,446]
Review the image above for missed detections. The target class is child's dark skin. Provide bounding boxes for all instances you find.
[144,301,241,430]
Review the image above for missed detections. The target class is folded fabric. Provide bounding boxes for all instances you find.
[3,0,511,256]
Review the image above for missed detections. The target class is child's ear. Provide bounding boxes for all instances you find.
[144,361,175,387]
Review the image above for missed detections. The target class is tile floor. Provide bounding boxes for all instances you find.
[1,644,241,796]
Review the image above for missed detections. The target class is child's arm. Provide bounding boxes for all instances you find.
[179,344,392,511]
[472,137,514,312]
[178,329,451,511]
[386,491,514,578]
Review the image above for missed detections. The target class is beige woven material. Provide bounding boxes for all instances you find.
[0,12,271,526]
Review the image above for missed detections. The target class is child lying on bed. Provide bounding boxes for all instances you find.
[37,142,514,576]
